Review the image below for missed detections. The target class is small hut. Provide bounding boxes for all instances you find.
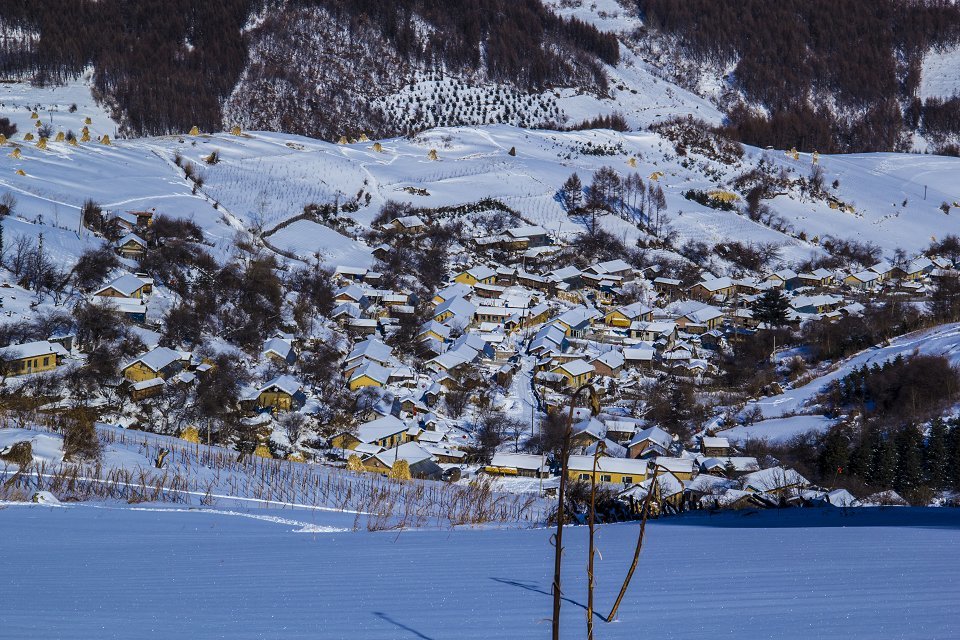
[55,131,65,142]
[100,134,111,145]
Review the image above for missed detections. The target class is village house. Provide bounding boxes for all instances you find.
[700,436,731,457]
[653,277,682,300]
[797,268,835,288]
[388,215,426,233]
[567,455,649,486]
[627,426,675,459]
[333,415,409,450]
[114,233,147,259]
[604,301,653,328]
[0,340,67,377]
[591,350,625,378]
[486,452,551,478]
[363,441,443,479]
[261,337,296,365]
[765,269,800,290]
[453,265,497,286]
[688,277,736,302]
[650,457,697,481]
[843,270,880,291]
[550,359,594,388]
[348,361,391,391]
[122,347,185,382]
[93,273,151,299]
[676,306,725,333]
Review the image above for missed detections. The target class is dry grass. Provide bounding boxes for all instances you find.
[1,424,544,529]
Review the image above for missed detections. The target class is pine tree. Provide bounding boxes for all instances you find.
[559,173,583,213]
[872,431,897,488]
[925,418,950,490]
[818,426,849,484]
[948,421,960,491]
[894,426,924,494]
[847,426,875,481]
[752,288,791,328]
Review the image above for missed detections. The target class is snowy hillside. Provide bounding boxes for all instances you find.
[2,79,958,290]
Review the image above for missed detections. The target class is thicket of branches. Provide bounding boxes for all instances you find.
[638,0,960,152]
[0,0,617,137]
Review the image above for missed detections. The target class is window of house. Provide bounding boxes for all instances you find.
[43,357,50,366]
[622,476,633,485]
[579,473,590,481]
[600,474,612,483]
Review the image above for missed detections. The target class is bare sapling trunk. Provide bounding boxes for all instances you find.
[607,465,661,622]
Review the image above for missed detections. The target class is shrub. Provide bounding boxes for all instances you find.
[0,441,32,468]
[388,459,411,480]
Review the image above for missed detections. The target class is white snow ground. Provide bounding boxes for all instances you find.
[1,503,958,640]
[920,43,960,100]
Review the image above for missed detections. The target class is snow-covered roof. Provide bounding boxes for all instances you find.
[346,337,392,365]
[260,374,302,396]
[553,359,594,377]
[124,346,183,373]
[434,295,476,320]
[567,455,648,476]
[701,436,730,449]
[356,415,408,444]
[742,466,809,492]
[350,361,391,385]
[262,337,293,360]
[0,340,67,361]
[115,232,146,248]
[95,273,149,297]
[372,441,433,468]
[650,457,695,475]
[627,426,673,450]
[490,452,550,472]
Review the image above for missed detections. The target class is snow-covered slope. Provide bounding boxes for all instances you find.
[735,324,960,424]
[920,43,960,100]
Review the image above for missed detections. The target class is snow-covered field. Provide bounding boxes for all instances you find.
[2,503,958,640]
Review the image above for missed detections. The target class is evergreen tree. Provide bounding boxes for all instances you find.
[559,173,583,213]
[752,288,791,328]
[847,425,875,480]
[818,426,849,484]
[872,431,898,488]
[894,426,924,494]
[925,418,950,490]
[948,421,960,491]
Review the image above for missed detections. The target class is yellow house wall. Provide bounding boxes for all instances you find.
[7,355,57,376]
[258,390,292,411]
[349,374,384,391]
[123,361,160,382]
[99,285,145,299]
[568,468,647,485]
